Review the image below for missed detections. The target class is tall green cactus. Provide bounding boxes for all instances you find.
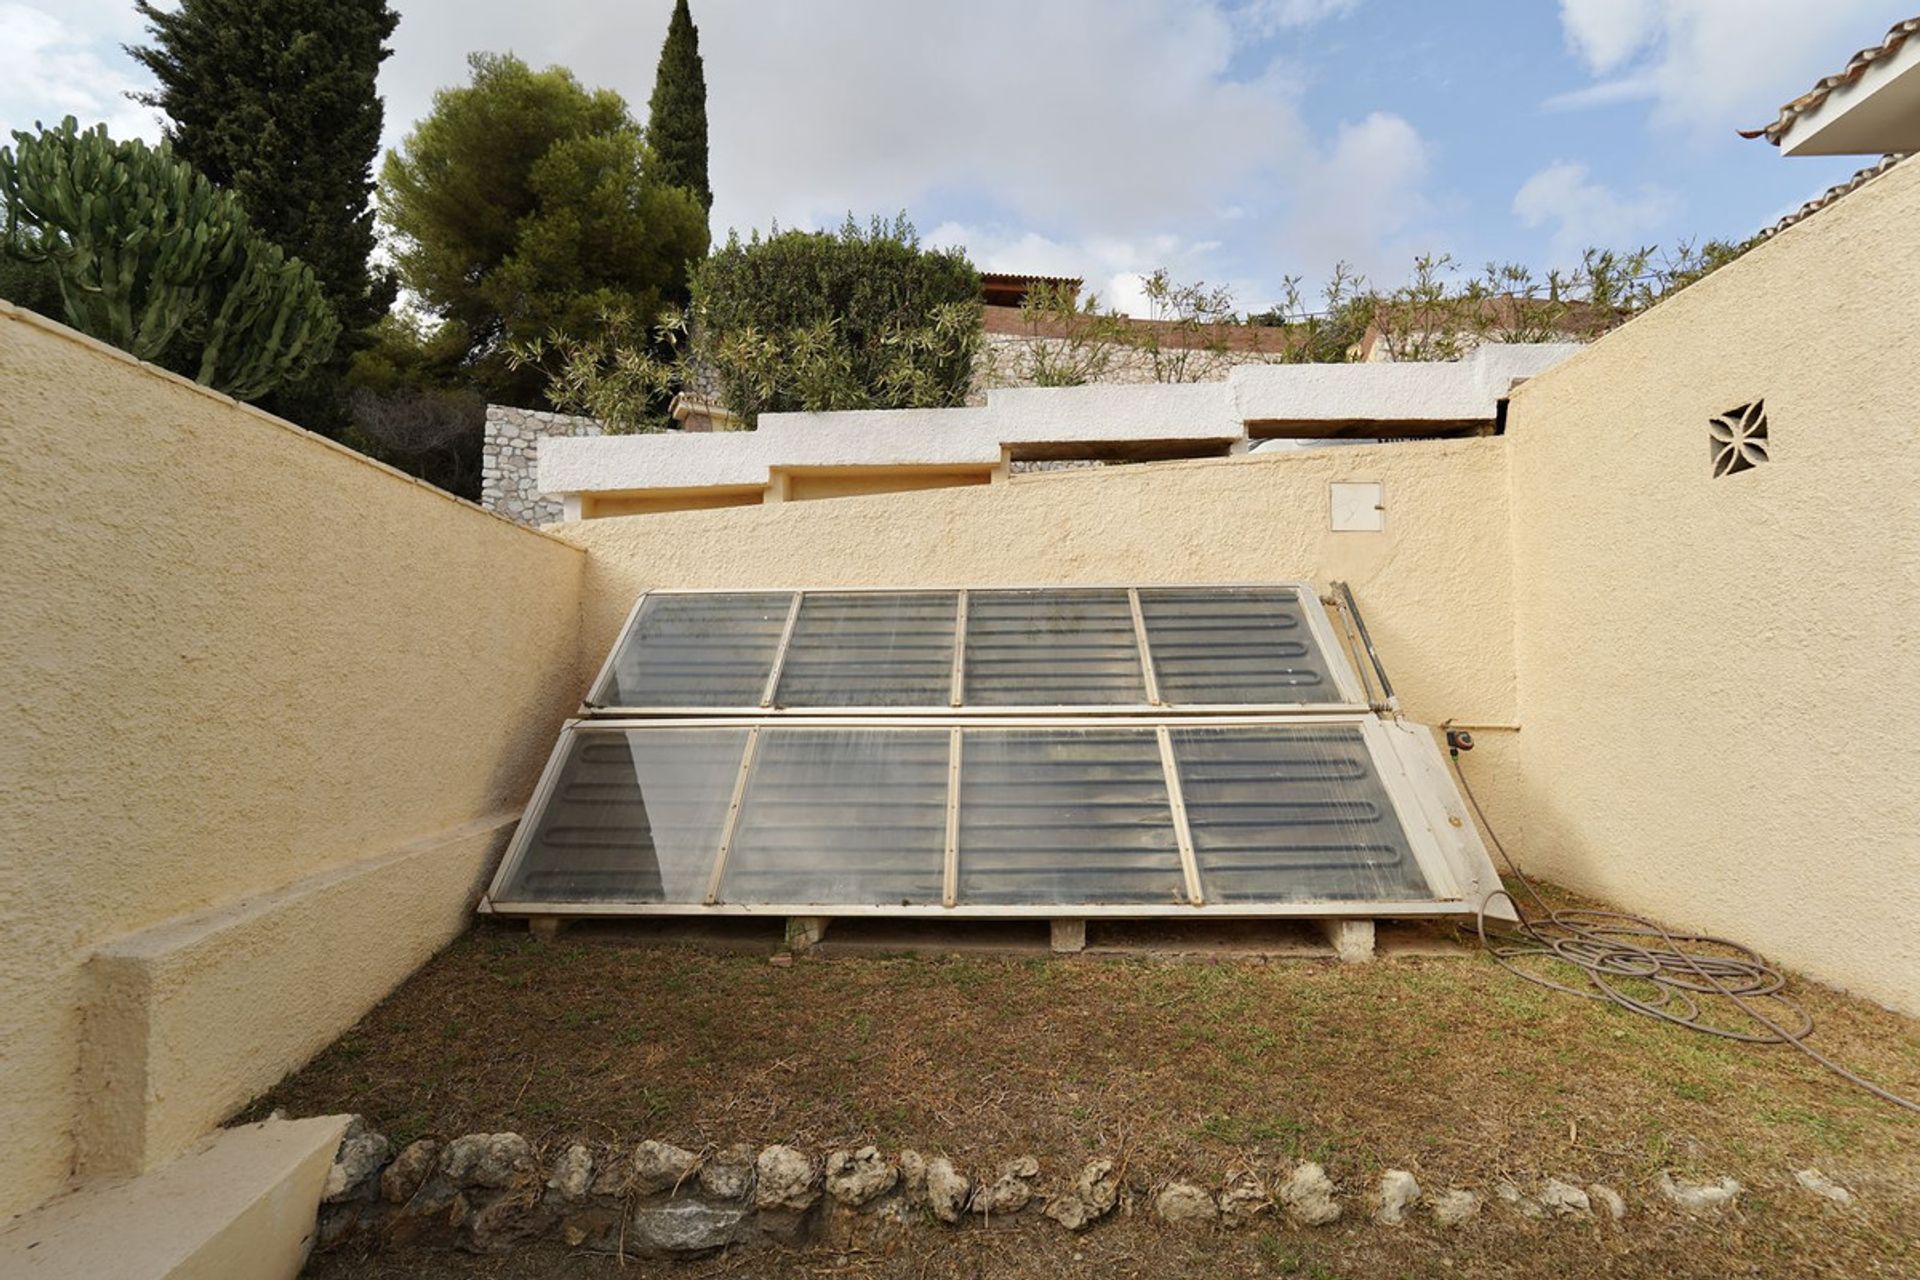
[0,118,339,401]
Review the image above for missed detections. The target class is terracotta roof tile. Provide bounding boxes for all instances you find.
[1756,152,1911,237]
[1740,16,1920,144]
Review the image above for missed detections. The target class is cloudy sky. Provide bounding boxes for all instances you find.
[1,0,1910,314]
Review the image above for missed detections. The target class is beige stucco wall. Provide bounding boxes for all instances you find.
[555,435,1525,835]
[0,304,586,1218]
[1504,157,1920,1013]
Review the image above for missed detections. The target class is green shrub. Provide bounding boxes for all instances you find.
[0,118,339,400]
[693,214,981,425]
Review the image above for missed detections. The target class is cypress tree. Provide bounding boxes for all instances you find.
[128,0,400,433]
[645,0,711,212]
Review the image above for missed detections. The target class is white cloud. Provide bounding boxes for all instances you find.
[1234,0,1363,37]
[1282,111,1436,282]
[0,3,160,143]
[366,0,1319,245]
[0,0,1438,316]
[376,0,1386,314]
[1547,0,1919,136]
[925,222,1249,317]
[1512,160,1678,260]
[1558,0,1662,74]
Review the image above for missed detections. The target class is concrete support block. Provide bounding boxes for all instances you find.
[77,814,514,1181]
[528,916,564,942]
[786,917,830,953]
[1051,918,1087,954]
[0,1115,351,1280]
[1322,918,1376,964]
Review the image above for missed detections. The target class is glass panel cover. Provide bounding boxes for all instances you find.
[962,590,1147,705]
[774,592,958,706]
[498,729,748,902]
[720,729,948,904]
[958,728,1186,904]
[1138,587,1343,705]
[1171,726,1427,901]
[595,592,791,707]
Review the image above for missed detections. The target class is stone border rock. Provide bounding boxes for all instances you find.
[315,1122,1789,1259]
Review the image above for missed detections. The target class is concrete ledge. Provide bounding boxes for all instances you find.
[537,346,1581,508]
[0,1115,351,1280]
[77,813,518,1181]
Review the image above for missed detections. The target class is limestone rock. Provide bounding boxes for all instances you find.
[700,1143,758,1202]
[629,1199,753,1254]
[753,1145,820,1212]
[1657,1172,1741,1213]
[1540,1178,1592,1219]
[1278,1163,1341,1227]
[1589,1184,1626,1221]
[1374,1169,1421,1226]
[972,1156,1041,1216]
[898,1149,930,1207]
[381,1140,440,1205]
[558,1203,622,1251]
[1044,1159,1120,1232]
[1429,1188,1481,1227]
[824,1195,914,1250]
[925,1157,971,1223]
[466,1189,553,1252]
[324,1127,392,1203]
[1153,1180,1218,1224]
[1077,1159,1121,1216]
[631,1140,699,1196]
[442,1133,536,1190]
[546,1144,593,1202]
[826,1146,899,1207]
[1794,1169,1852,1205]
[1218,1171,1270,1226]
[1494,1180,1543,1219]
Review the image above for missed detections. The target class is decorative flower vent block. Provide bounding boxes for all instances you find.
[1710,400,1769,477]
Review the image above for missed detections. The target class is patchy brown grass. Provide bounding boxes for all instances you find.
[267,885,1920,1280]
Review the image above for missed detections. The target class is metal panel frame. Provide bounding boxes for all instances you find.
[483,712,1505,920]
[585,583,1368,716]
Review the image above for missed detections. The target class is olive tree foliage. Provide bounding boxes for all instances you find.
[1264,241,1753,363]
[983,268,1282,388]
[0,118,339,400]
[378,53,708,404]
[982,281,1127,388]
[511,214,982,432]
[698,215,981,424]
[991,240,1757,382]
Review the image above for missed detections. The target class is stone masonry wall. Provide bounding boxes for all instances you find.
[482,406,605,525]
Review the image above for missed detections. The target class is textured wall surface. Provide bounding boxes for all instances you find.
[482,405,604,524]
[555,435,1524,835]
[1505,158,1920,1013]
[0,304,586,1217]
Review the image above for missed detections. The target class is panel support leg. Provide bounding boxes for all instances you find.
[786,916,830,953]
[1051,918,1087,954]
[528,916,564,942]
[1321,918,1374,964]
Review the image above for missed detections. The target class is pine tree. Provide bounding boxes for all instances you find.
[645,0,711,212]
[128,0,399,432]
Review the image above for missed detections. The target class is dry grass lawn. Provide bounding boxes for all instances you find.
[261,886,1920,1280]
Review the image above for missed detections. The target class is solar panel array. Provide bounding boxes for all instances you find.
[489,585,1478,915]
[587,586,1353,711]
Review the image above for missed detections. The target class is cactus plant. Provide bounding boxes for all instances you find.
[0,117,339,400]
